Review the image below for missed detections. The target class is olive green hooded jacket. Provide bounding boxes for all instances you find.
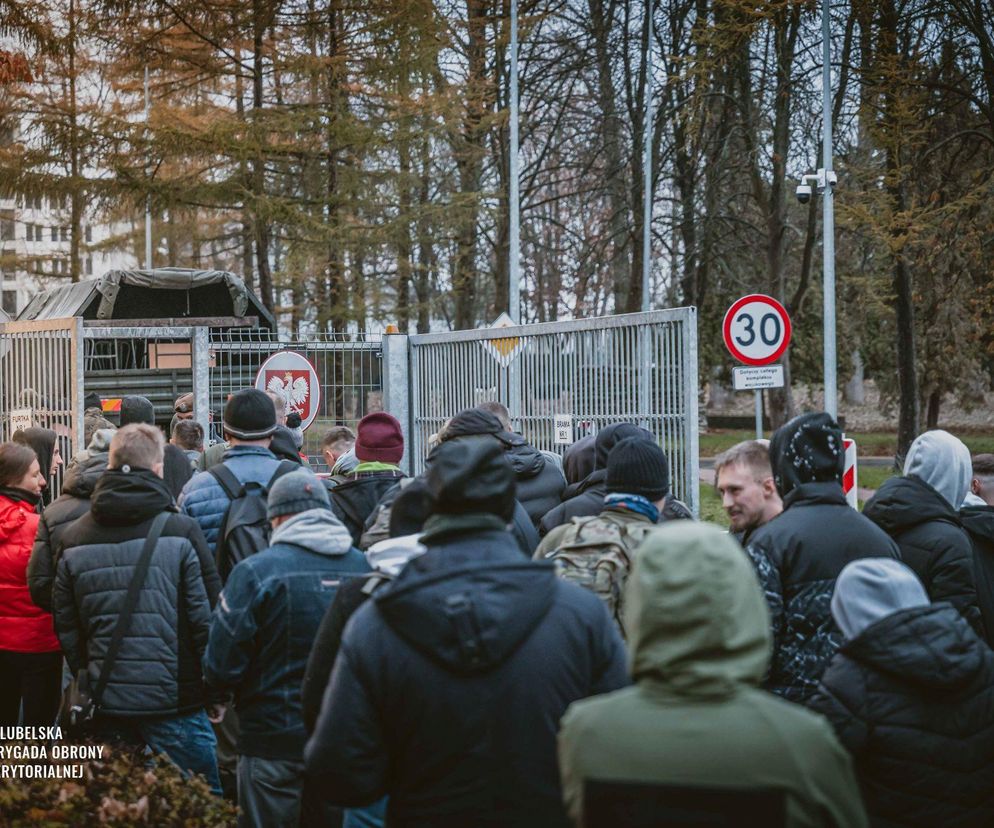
[558,522,867,828]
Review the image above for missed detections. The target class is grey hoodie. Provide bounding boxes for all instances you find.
[831,558,930,640]
[904,430,972,511]
[269,508,354,556]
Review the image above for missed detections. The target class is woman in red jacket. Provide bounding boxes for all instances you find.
[0,441,61,726]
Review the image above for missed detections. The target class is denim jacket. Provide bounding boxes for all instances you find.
[203,508,370,759]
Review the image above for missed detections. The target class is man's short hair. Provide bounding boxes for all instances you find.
[713,440,774,481]
[110,423,165,470]
[972,454,994,478]
[265,391,287,418]
[476,401,511,432]
[173,420,205,451]
[321,426,356,453]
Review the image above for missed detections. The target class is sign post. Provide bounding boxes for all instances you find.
[723,295,792,439]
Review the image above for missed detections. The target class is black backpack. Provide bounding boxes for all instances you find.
[210,460,298,582]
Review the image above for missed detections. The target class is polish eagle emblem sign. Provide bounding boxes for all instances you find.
[254,351,321,430]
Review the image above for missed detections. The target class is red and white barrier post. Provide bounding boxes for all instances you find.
[842,436,858,509]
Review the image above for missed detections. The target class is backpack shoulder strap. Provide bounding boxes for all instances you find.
[266,459,300,490]
[209,464,242,500]
[92,512,170,709]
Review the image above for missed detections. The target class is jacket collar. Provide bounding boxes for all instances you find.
[783,480,847,511]
[222,445,277,460]
[420,513,509,545]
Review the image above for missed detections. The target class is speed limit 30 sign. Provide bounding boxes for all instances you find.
[722,294,792,366]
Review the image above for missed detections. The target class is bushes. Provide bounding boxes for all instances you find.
[0,743,236,826]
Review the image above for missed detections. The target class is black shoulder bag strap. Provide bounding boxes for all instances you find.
[209,464,243,501]
[267,459,300,489]
[91,511,170,710]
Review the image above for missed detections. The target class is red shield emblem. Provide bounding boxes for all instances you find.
[263,369,314,422]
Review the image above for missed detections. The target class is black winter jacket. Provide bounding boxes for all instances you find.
[809,604,994,828]
[330,471,407,545]
[27,450,107,613]
[304,521,628,828]
[864,476,982,635]
[746,481,901,703]
[505,435,565,526]
[53,469,217,718]
[959,504,994,646]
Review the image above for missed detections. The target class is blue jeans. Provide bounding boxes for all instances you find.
[137,710,222,795]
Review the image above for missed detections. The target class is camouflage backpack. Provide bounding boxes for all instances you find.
[543,514,654,638]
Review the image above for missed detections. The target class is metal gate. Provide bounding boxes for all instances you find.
[209,330,383,470]
[0,317,84,495]
[408,308,700,514]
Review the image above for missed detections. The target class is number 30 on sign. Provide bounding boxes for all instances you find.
[722,294,792,366]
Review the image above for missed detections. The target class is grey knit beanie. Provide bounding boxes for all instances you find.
[267,470,330,520]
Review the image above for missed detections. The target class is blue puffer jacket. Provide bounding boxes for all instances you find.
[202,508,370,760]
[179,445,283,553]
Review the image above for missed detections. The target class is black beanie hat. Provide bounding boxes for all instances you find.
[83,392,102,411]
[120,395,155,426]
[769,411,844,498]
[594,422,653,469]
[442,407,512,446]
[427,436,516,522]
[224,389,278,441]
[606,437,670,500]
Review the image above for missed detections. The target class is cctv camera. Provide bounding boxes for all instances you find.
[795,183,812,204]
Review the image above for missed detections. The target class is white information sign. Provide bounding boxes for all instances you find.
[553,415,573,445]
[9,408,32,434]
[732,365,785,391]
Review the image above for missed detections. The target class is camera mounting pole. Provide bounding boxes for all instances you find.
[821,0,837,419]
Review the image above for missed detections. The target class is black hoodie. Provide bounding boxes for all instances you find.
[864,476,982,637]
[504,434,565,525]
[304,523,627,828]
[810,604,994,827]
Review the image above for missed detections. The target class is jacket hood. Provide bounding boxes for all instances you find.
[593,423,652,469]
[625,522,770,696]
[14,427,56,485]
[504,434,546,480]
[843,603,985,691]
[960,503,994,537]
[563,435,596,486]
[61,450,109,499]
[269,508,353,556]
[90,468,175,526]
[365,533,426,576]
[903,429,971,510]
[831,558,930,640]
[863,474,959,533]
[374,530,557,675]
[769,412,844,498]
[270,426,305,465]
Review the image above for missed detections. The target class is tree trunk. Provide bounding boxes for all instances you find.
[926,389,941,430]
[67,0,81,283]
[252,0,274,311]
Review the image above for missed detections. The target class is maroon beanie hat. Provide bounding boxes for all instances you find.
[355,412,404,464]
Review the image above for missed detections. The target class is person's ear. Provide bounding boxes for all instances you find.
[762,476,777,498]
[972,477,982,496]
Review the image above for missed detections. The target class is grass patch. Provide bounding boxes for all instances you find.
[858,465,896,491]
[699,484,730,528]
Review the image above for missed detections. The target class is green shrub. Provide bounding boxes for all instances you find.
[0,743,236,827]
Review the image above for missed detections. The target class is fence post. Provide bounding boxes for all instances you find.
[71,317,84,456]
[682,307,700,517]
[381,332,411,475]
[192,326,211,441]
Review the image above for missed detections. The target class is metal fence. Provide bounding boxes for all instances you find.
[408,308,700,514]
[0,318,84,497]
[209,330,384,470]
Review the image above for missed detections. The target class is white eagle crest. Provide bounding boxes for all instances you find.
[267,371,309,415]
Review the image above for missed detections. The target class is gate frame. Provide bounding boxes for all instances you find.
[392,308,700,515]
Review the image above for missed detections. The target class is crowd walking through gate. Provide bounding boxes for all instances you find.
[2,388,994,826]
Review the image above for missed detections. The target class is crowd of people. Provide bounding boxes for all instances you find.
[2,390,994,827]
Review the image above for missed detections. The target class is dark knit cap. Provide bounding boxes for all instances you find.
[770,411,844,498]
[267,469,330,520]
[606,437,670,500]
[120,395,155,426]
[355,412,404,464]
[427,436,516,522]
[224,389,278,441]
[442,407,513,446]
[83,392,102,411]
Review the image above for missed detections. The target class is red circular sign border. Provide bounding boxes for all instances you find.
[722,294,792,366]
[254,350,322,430]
